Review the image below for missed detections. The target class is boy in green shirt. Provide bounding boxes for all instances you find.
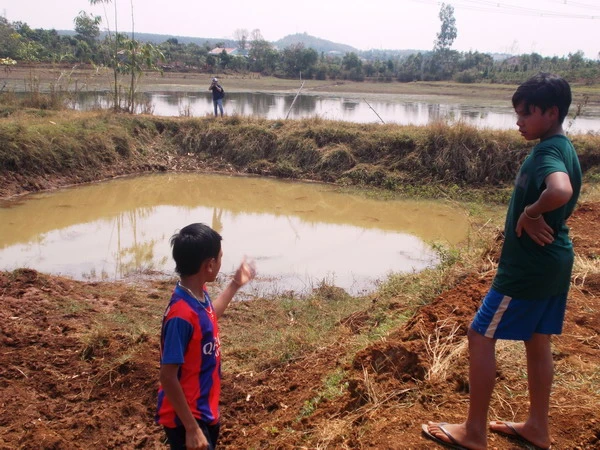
[422,73,582,450]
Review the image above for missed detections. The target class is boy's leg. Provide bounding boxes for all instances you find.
[163,426,186,450]
[466,328,497,433]
[526,333,553,429]
[490,332,553,449]
[487,292,564,449]
[423,327,494,450]
[213,100,218,116]
[196,421,220,449]
[218,99,224,116]
[163,421,219,450]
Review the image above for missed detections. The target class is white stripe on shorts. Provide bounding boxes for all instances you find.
[485,295,512,338]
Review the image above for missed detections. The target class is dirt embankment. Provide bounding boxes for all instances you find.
[1,201,599,449]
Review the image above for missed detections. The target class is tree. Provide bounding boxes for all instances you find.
[432,3,458,80]
[90,0,122,109]
[74,12,101,47]
[219,49,232,69]
[0,17,21,59]
[342,52,364,81]
[342,52,362,71]
[233,28,249,52]
[568,51,585,69]
[248,29,278,74]
[434,3,457,52]
[88,0,162,113]
[158,38,181,63]
[248,39,277,73]
[250,29,263,42]
[182,42,207,69]
[119,37,165,112]
[74,11,101,62]
[281,44,318,78]
[397,52,424,82]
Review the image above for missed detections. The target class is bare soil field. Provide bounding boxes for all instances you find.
[1,200,598,449]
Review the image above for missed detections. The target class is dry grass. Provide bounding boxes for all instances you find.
[422,318,468,382]
[1,107,598,204]
[572,255,600,289]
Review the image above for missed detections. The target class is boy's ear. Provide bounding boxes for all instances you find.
[548,105,559,119]
[198,258,213,277]
[205,258,217,276]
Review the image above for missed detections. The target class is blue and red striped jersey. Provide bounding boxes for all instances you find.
[156,283,221,427]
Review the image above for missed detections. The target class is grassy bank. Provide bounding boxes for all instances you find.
[2,108,599,201]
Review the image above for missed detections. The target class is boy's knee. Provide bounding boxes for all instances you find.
[525,332,552,348]
[467,326,480,339]
[467,326,495,345]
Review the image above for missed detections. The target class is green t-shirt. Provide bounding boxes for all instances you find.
[492,134,582,300]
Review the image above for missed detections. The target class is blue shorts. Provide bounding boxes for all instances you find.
[470,289,567,340]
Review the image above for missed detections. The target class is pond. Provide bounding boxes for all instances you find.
[72,91,600,133]
[0,174,470,295]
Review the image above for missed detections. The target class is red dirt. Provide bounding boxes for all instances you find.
[1,202,599,449]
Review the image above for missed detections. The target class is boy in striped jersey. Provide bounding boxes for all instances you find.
[156,223,256,450]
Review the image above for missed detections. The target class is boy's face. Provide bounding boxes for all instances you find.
[514,101,559,141]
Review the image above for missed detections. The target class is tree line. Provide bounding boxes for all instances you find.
[1,7,598,87]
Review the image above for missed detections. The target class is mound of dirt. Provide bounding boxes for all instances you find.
[1,203,599,449]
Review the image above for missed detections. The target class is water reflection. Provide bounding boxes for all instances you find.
[0,173,469,295]
[70,91,600,132]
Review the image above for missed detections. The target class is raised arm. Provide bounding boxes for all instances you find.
[212,257,256,318]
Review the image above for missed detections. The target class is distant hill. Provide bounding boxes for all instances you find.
[55,30,443,59]
[56,30,236,48]
[273,32,357,54]
[360,49,423,60]
[57,29,364,55]
[54,30,513,62]
[127,33,237,48]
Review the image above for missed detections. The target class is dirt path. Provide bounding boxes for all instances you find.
[1,202,598,449]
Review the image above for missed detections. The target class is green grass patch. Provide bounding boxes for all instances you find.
[298,369,349,420]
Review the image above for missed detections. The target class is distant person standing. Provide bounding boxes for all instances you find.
[209,78,225,117]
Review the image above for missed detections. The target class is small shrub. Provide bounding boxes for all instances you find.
[80,326,111,360]
[304,126,358,147]
[272,161,299,178]
[113,135,132,157]
[341,164,387,187]
[453,69,481,84]
[317,144,356,172]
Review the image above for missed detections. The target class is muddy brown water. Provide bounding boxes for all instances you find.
[0,173,470,295]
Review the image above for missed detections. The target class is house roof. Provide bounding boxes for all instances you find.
[209,47,238,55]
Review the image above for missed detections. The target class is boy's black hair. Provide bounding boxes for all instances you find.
[512,72,572,124]
[170,223,222,277]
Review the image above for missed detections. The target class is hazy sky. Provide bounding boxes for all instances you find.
[1,0,599,58]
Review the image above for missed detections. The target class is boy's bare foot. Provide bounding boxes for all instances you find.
[489,421,552,449]
[421,422,486,450]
